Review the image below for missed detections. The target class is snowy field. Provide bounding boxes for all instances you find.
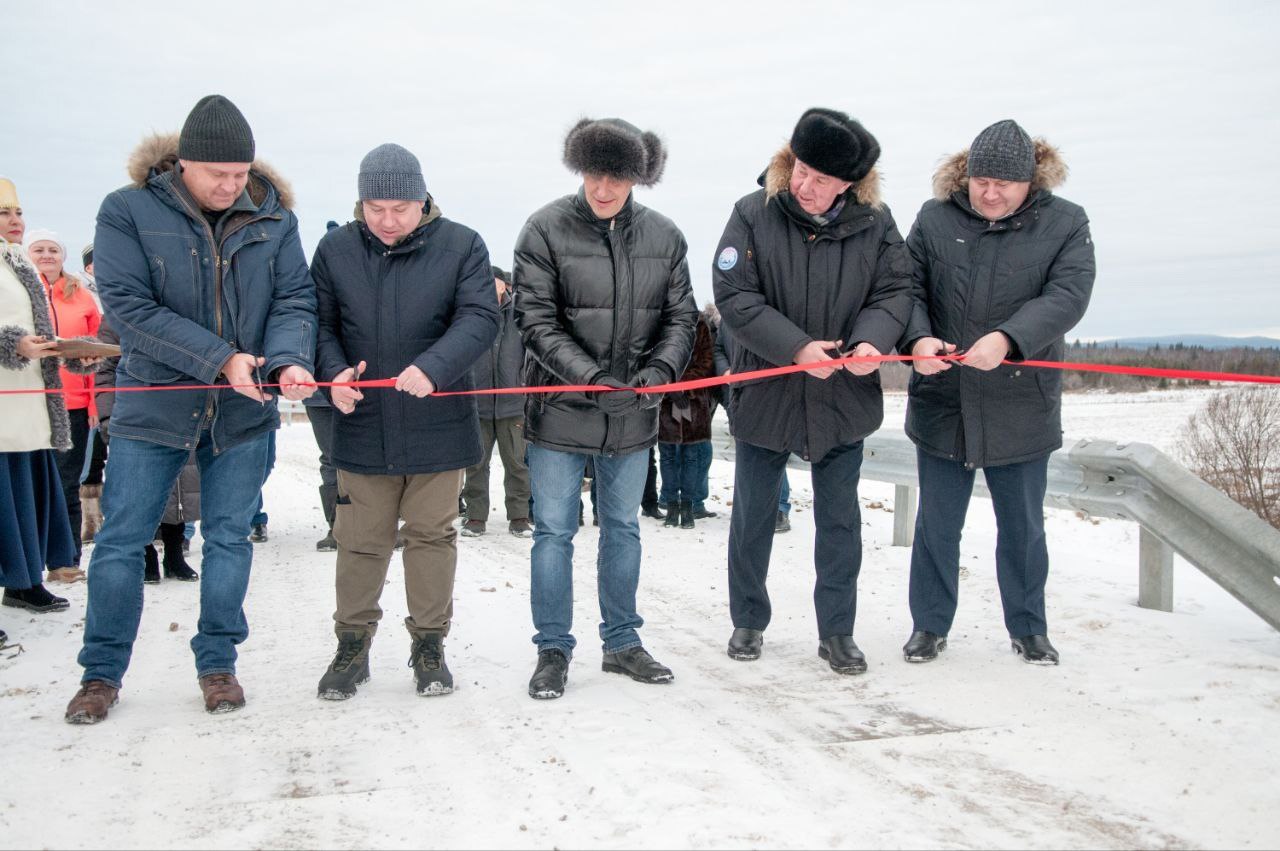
[2,389,1278,850]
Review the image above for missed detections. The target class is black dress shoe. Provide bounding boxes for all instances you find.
[528,648,569,699]
[249,523,268,543]
[818,635,867,674]
[601,646,673,684]
[692,506,717,520]
[903,630,946,662]
[1011,634,1060,665]
[727,628,763,661]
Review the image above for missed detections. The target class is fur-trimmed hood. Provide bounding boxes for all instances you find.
[931,138,1068,201]
[762,144,883,210]
[126,132,296,210]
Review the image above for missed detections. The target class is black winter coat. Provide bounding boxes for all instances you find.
[712,147,913,463]
[313,203,498,475]
[470,292,525,421]
[514,189,697,455]
[901,142,1095,469]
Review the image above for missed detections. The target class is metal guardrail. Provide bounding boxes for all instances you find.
[712,423,1280,632]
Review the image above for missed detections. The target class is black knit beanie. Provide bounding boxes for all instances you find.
[790,108,880,183]
[178,95,256,163]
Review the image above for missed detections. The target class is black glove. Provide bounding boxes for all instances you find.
[595,375,640,417]
[633,366,668,410]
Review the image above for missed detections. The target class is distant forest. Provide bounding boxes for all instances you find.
[878,342,1280,393]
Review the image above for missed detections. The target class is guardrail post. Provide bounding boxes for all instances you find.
[1137,526,1174,613]
[893,484,916,547]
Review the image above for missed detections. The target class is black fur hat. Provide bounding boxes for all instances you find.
[562,118,667,187]
[790,108,880,183]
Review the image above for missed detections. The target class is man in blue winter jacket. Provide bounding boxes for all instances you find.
[66,95,317,724]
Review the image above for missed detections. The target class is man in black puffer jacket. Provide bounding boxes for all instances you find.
[312,143,498,701]
[899,120,1095,667]
[515,117,697,699]
[713,108,913,674]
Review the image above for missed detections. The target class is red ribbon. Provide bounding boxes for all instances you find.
[2,353,1278,397]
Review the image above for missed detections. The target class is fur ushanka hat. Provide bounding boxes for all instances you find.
[789,107,880,184]
[562,117,667,187]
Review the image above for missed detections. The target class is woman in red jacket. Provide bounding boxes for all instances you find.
[26,229,99,583]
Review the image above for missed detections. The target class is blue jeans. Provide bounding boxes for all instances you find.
[779,473,791,514]
[908,449,1050,637]
[251,430,277,527]
[78,431,271,687]
[658,441,712,510]
[527,443,648,657]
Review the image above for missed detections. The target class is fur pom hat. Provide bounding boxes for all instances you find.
[562,117,667,187]
[790,107,880,184]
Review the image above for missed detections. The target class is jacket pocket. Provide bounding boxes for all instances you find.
[122,352,189,385]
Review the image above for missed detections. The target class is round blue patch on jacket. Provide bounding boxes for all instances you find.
[717,247,739,271]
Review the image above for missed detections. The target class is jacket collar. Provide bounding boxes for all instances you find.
[355,196,443,254]
[572,186,637,231]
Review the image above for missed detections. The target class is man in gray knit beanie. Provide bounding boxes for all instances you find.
[310,140,498,701]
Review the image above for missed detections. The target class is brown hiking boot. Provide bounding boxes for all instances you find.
[47,566,86,583]
[65,680,120,725]
[199,673,246,714]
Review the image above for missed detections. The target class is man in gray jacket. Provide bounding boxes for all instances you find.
[900,120,1095,666]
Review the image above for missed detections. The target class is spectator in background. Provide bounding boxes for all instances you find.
[2,177,95,633]
[657,305,717,529]
[461,265,532,538]
[79,242,107,546]
[26,229,100,583]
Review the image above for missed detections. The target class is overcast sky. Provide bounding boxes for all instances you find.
[6,0,1279,340]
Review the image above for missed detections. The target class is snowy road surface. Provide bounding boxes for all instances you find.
[1,391,1277,849]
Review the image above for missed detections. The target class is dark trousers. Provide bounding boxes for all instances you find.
[53,408,91,566]
[642,447,659,509]
[908,448,1050,638]
[306,404,338,528]
[462,416,530,522]
[728,439,864,638]
[83,428,107,486]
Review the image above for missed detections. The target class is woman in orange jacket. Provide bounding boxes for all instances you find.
[26,229,100,582]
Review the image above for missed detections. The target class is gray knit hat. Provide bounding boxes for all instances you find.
[967,119,1035,182]
[358,143,427,202]
[178,95,255,163]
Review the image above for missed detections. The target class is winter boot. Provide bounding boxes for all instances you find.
[727,628,764,661]
[679,500,695,530]
[408,629,453,696]
[199,673,246,714]
[663,502,680,528]
[316,530,337,552]
[640,501,666,521]
[80,483,103,544]
[3,584,70,613]
[143,544,161,585]
[318,629,373,700]
[65,680,120,725]
[317,484,338,552]
[528,648,569,700]
[160,523,199,581]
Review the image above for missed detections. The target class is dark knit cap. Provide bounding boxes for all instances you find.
[178,95,255,163]
[81,243,93,267]
[358,143,427,202]
[790,107,880,183]
[563,118,667,187]
[967,119,1035,182]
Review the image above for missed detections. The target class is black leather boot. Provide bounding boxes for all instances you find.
[818,635,868,674]
[143,544,160,585]
[160,523,198,581]
[679,500,695,529]
[903,630,946,663]
[529,648,569,699]
[663,502,680,527]
[601,645,674,684]
[409,630,454,696]
[727,628,764,661]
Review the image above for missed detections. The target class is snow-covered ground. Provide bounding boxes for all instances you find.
[2,389,1277,850]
